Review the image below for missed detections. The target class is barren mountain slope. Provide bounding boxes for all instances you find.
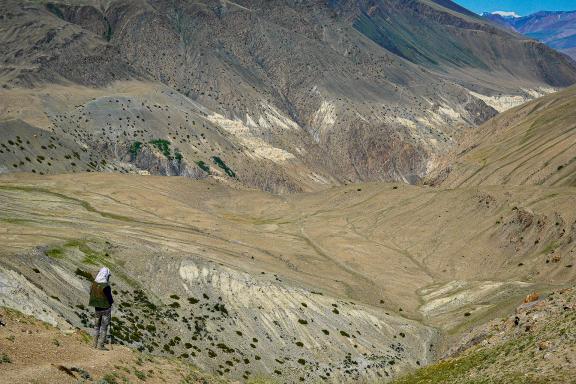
[2,0,576,191]
[1,173,575,381]
[431,85,576,187]
[393,286,576,384]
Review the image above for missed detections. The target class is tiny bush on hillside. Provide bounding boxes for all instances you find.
[149,139,171,158]
[130,141,142,158]
[212,156,236,177]
[46,247,64,259]
[196,160,210,173]
[104,24,113,42]
[174,150,183,163]
[75,268,93,281]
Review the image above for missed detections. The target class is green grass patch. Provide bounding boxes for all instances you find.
[541,241,560,255]
[149,139,171,158]
[46,247,64,259]
[45,3,64,19]
[174,150,183,163]
[63,239,137,287]
[104,21,113,42]
[212,156,236,177]
[195,160,210,174]
[0,353,11,364]
[130,141,142,158]
[392,330,560,384]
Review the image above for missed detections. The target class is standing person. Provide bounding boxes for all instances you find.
[89,267,114,350]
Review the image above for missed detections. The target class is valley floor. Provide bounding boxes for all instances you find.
[0,173,575,382]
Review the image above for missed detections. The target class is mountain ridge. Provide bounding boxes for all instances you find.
[2,0,576,192]
[483,9,576,60]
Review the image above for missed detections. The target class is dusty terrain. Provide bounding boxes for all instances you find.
[0,307,228,384]
[1,1,576,383]
[430,85,576,187]
[2,0,576,192]
[1,171,575,381]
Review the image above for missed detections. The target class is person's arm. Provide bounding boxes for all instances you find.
[104,285,114,306]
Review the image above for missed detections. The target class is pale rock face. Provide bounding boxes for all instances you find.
[178,258,438,382]
[469,88,557,113]
[0,267,70,328]
[206,112,296,162]
[310,100,337,142]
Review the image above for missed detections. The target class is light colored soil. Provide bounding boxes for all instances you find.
[0,308,224,384]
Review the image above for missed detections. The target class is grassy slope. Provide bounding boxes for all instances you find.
[436,85,576,187]
[393,288,576,384]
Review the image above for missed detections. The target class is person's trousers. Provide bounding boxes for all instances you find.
[93,308,111,348]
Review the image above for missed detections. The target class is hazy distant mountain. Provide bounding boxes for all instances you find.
[483,10,576,60]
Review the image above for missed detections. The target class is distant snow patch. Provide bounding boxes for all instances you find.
[492,11,520,18]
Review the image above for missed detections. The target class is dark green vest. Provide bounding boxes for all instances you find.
[89,282,111,308]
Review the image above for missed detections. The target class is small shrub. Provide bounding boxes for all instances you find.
[149,139,171,158]
[130,141,142,158]
[133,369,146,381]
[75,268,93,281]
[0,353,11,363]
[99,373,118,384]
[212,156,236,177]
[174,150,183,163]
[46,247,64,259]
[196,160,210,173]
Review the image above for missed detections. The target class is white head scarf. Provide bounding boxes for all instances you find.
[94,267,111,283]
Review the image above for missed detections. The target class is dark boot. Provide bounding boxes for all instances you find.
[92,335,99,349]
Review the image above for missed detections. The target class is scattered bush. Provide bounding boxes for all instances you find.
[196,160,210,173]
[174,150,183,163]
[46,247,64,259]
[212,156,236,177]
[149,139,171,158]
[130,141,142,158]
[75,268,93,281]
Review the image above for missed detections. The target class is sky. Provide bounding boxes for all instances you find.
[453,0,576,16]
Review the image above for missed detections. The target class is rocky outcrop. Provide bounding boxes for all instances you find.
[2,0,575,191]
[0,245,437,383]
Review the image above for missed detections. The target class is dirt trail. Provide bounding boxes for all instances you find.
[0,308,224,384]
